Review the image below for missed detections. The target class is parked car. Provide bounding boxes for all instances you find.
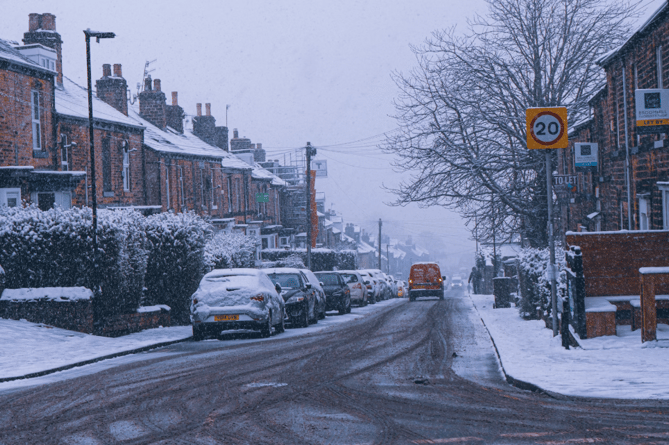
[408,262,445,301]
[358,270,380,303]
[338,270,367,306]
[266,268,319,327]
[396,280,406,298]
[369,269,392,300]
[300,268,327,319]
[314,271,351,314]
[190,268,285,340]
[450,275,464,289]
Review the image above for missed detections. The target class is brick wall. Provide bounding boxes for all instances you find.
[0,69,54,172]
[566,231,669,296]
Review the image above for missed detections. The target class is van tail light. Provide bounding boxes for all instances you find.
[251,294,264,302]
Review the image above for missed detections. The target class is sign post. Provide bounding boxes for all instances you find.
[527,107,568,337]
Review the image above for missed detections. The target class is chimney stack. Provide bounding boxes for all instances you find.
[196,103,202,116]
[233,128,239,139]
[97,63,128,115]
[165,91,184,133]
[23,13,63,85]
[205,103,211,116]
[139,74,167,129]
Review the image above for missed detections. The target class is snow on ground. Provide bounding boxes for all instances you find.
[0,299,403,381]
[471,293,669,399]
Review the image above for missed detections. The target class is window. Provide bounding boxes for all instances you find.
[658,45,664,89]
[200,169,205,207]
[102,137,112,194]
[210,170,217,209]
[179,166,185,208]
[227,176,233,213]
[0,188,21,208]
[165,161,171,209]
[122,141,130,191]
[31,91,41,150]
[37,192,55,211]
[639,197,649,230]
[235,178,240,212]
[60,134,69,171]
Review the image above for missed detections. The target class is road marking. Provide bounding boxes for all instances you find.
[501,432,553,438]
[413,438,483,444]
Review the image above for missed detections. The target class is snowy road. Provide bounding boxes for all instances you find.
[1,290,668,444]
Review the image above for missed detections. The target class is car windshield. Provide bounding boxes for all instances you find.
[268,273,302,289]
[202,273,257,289]
[316,274,340,286]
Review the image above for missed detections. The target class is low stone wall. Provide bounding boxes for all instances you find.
[0,288,172,337]
[95,308,171,337]
[0,299,94,333]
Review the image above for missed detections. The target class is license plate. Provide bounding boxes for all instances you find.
[215,314,239,321]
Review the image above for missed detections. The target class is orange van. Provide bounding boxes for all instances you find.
[408,262,444,301]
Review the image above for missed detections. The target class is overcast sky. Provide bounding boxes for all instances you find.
[5,0,498,264]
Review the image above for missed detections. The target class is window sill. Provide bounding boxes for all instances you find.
[212,205,218,210]
[103,192,114,197]
[33,150,47,158]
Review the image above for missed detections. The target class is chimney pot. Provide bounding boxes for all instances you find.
[102,64,111,77]
[41,13,56,30]
[153,79,161,92]
[196,103,202,116]
[144,75,152,91]
[113,63,122,77]
[233,128,239,138]
[205,103,211,116]
[28,13,40,32]
[172,92,178,106]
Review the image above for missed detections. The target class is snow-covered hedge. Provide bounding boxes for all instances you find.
[516,247,566,320]
[0,205,147,315]
[205,231,259,270]
[261,249,357,271]
[143,211,212,324]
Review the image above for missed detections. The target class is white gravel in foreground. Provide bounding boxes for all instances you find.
[471,293,669,399]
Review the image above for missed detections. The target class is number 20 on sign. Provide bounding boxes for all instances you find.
[526,107,568,149]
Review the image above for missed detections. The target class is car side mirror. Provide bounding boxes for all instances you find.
[364,280,370,284]
[275,283,282,293]
[319,282,325,287]
[305,283,312,289]
[442,276,446,280]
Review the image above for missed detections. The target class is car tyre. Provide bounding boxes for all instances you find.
[300,304,310,327]
[192,324,206,341]
[318,307,326,319]
[260,313,272,338]
[275,313,285,334]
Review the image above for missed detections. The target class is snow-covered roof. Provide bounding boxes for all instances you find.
[128,106,251,166]
[0,38,54,74]
[598,1,669,66]
[412,246,429,257]
[357,241,376,254]
[250,162,286,187]
[56,77,143,129]
[567,117,593,137]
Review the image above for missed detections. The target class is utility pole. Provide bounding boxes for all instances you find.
[378,218,382,269]
[387,244,390,274]
[305,142,316,270]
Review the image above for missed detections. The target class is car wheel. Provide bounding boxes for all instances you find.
[361,297,368,307]
[318,306,326,319]
[300,304,310,327]
[275,312,285,334]
[192,324,206,341]
[260,313,272,338]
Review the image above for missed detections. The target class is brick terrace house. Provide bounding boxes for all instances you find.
[560,2,669,232]
[0,13,145,211]
[1,12,287,229]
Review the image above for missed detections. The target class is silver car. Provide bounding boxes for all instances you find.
[190,268,285,340]
[338,270,368,306]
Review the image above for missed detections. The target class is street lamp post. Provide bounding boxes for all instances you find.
[84,29,115,293]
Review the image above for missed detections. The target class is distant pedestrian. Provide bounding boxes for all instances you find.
[469,266,482,294]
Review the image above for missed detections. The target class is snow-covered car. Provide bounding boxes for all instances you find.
[396,280,406,298]
[190,268,285,340]
[338,270,367,306]
[451,275,464,289]
[314,271,351,314]
[300,268,327,319]
[266,268,319,327]
[368,269,392,300]
[358,270,380,303]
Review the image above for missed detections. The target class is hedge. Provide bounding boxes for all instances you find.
[261,249,357,271]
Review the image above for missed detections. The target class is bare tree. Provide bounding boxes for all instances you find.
[384,0,639,247]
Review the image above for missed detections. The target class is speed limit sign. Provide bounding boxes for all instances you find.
[526,107,568,149]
